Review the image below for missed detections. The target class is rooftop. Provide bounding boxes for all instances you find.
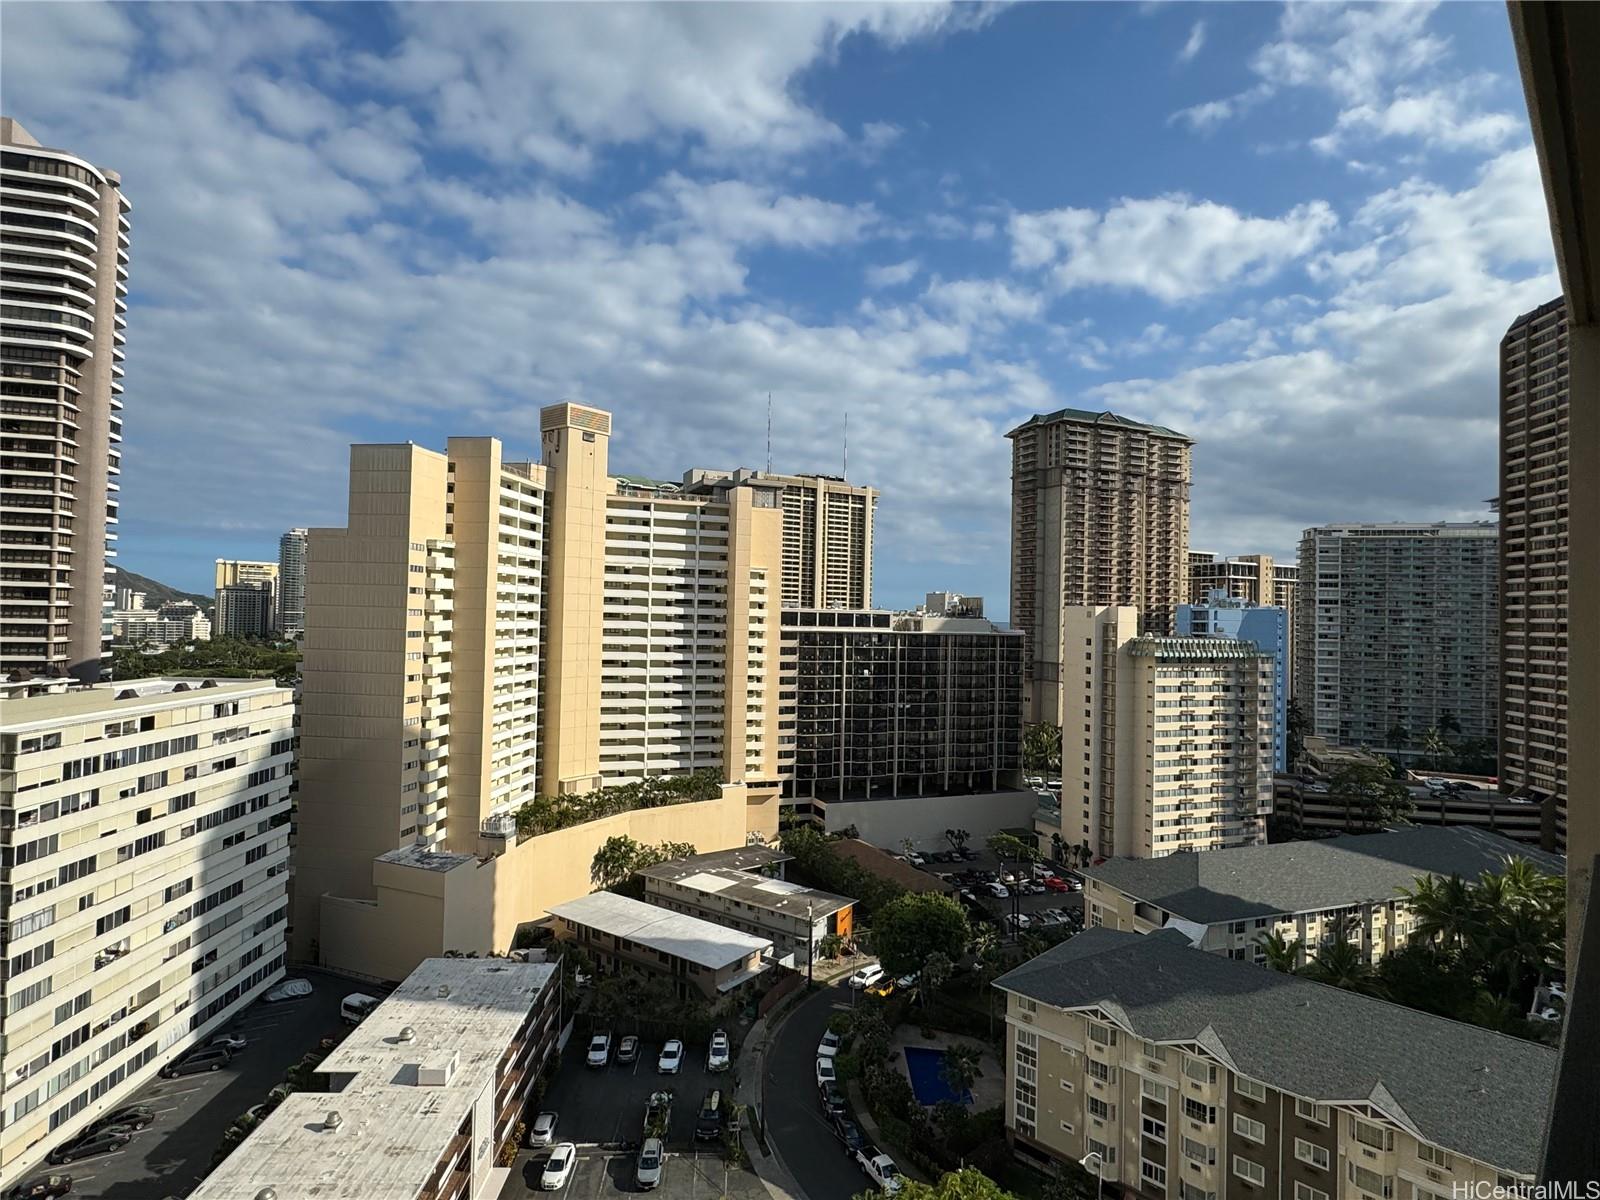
[188,958,558,1200]
[637,861,853,920]
[1082,826,1563,926]
[995,928,1555,1174]
[377,844,479,873]
[1005,407,1192,442]
[656,844,793,874]
[0,677,285,731]
[831,838,955,894]
[1124,635,1271,661]
[547,892,773,969]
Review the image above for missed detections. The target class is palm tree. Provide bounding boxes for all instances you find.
[1419,727,1451,769]
[1402,873,1477,952]
[1302,939,1377,994]
[940,1043,981,1098]
[1255,929,1303,973]
[1022,723,1062,776]
[920,951,953,1003]
[1497,856,1563,910]
[1478,906,1559,1008]
[1386,722,1410,752]
[1050,832,1065,865]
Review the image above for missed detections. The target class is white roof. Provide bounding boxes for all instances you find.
[548,892,772,969]
[188,958,557,1200]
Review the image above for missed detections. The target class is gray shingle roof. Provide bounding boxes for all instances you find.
[1082,826,1563,926]
[995,928,1555,1173]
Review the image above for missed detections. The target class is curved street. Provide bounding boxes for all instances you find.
[762,983,864,1200]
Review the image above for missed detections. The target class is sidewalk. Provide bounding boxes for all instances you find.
[844,1081,932,1185]
[734,1002,807,1200]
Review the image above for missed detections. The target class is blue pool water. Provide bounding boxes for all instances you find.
[903,1046,973,1106]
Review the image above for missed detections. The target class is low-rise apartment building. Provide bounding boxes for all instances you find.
[636,846,853,967]
[995,929,1551,1194]
[1081,826,1561,968]
[188,956,562,1200]
[547,891,772,1000]
[0,678,295,1178]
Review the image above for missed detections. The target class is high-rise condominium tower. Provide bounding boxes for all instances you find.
[214,558,277,636]
[1295,523,1498,757]
[276,527,308,637]
[1042,606,1273,860]
[293,404,783,981]
[1189,552,1299,696]
[683,469,875,608]
[1,118,130,681]
[1500,298,1568,852]
[1008,409,1192,723]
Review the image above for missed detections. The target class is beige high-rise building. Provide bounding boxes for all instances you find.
[683,469,876,609]
[293,404,783,981]
[1188,552,1297,697]
[1500,298,1568,854]
[1008,409,1192,723]
[1,118,130,682]
[213,558,277,637]
[1039,606,1272,861]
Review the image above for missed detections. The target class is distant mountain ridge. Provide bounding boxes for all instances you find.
[112,566,211,611]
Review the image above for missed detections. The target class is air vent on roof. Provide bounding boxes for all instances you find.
[256,1190,278,1200]
[201,679,219,688]
[115,689,137,700]
[417,1050,460,1087]
[437,984,451,999]
[324,1110,344,1132]
[397,1026,416,1043]
[171,682,190,692]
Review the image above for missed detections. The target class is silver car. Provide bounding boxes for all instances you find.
[526,1110,559,1148]
[636,1136,665,1190]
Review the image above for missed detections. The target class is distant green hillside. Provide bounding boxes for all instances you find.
[112,566,211,611]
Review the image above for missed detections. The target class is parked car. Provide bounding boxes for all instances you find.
[905,853,926,867]
[263,978,313,1003]
[896,972,919,990]
[658,1039,684,1074]
[985,882,1010,899]
[586,1032,612,1068]
[958,848,979,861]
[526,1111,559,1148]
[209,1033,249,1053]
[847,963,886,990]
[1044,875,1070,893]
[1004,913,1033,931]
[88,1104,155,1134]
[340,992,380,1025]
[159,1046,232,1078]
[1035,910,1063,927]
[617,1035,640,1064]
[48,1129,132,1165]
[832,1114,868,1155]
[818,1030,842,1059]
[866,977,896,999]
[707,1029,731,1072]
[636,1137,665,1190]
[819,1081,847,1118]
[6,1176,72,1200]
[854,1146,904,1194]
[540,1143,578,1190]
[694,1089,725,1142]
[815,1057,837,1087]
[1532,1006,1563,1023]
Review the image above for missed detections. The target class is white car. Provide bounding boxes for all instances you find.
[586,1032,612,1068]
[847,963,885,990]
[526,1110,559,1148]
[636,1136,665,1190]
[263,978,313,1003]
[985,882,1010,899]
[855,1147,903,1194]
[210,1032,248,1052]
[1532,1006,1563,1023]
[818,1030,843,1059]
[541,1142,578,1190]
[815,1056,837,1087]
[658,1039,684,1074]
[707,1030,731,1073]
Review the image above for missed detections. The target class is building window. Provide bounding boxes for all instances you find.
[1294,1186,1329,1200]
[1087,1058,1113,1083]
[1181,1137,1215,1165]
[1182,1055,1216,1084]
[1085,1138,1115,1164]
[1348,1164,1394,1199]
[1087,1022,1117,1046]
[1233,1156,1266,1187]
[1142,1160,1168,1189]
[1232,1113,1265,1143]
[1295,1098,1330,1125]
[1017,996,1037,1014]
[1181,1097,1215,1124]
[1087,1097,1113,1120]
[1141,1115,1166,1142]
[1235,1076,1266,1102]
[1416,1145,1453,1170]
[1350,1117,1394,1151]
[1294,1139,1330,1170]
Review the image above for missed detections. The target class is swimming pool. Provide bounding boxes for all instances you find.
[903,1046,973,1106]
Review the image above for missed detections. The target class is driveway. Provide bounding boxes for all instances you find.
[64,970,352,1200]
[760,984,875,1200]
[503,1144,767,1200]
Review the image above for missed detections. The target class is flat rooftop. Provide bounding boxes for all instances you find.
[547,892,772,969]
[637,861,852,920]
[189,958,557,1200]
[0,677,283,731]
[1083,825,1564,926]
[996,929,1555,1174]
[658,844,793,874]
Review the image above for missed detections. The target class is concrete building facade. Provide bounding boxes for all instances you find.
[293,404,785,982]
[1176,590,1288,773]
[1008,409,1192,724]
[188,957,562,1200]
[213,582,273,639]
[1188,554,1297,689]
[1,118,130,683]
[110,600,210,648]
[0,678,295,1177]
[995,930,1550,1192]
[1294,523,1498,758]
[1499,297,1568,854]
[1040,607,1274,862]
[276,526,308,638]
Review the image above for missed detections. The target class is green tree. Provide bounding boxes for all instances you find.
[919,950,953,1001]
[986,831,1037,866]
[1419,727,1451,769]
[940,1043,981,1098]
[1286,696,1308,767]
[590,835,645,890]
[1022,722,1062,776]
[1254,929,1303,973]
[1327,759,1413,830]
[1050,832,1065,865]
[1402,873,1479,952]
[871,893,970,978]
[861,1167,1019,1200]
[1386,721,1410,751]
[1301,938,1377,994]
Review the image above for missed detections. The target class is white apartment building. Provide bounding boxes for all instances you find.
[1043,607,1273,861]
[111,601,210,647]
[0,678,295,1177]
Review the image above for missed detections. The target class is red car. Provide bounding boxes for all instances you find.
[1044,876,1070,893]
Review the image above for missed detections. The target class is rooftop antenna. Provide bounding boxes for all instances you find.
[843,411,849,479]
[766,393,773,474]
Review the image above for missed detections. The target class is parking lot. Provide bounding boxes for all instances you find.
[499,1036,766,1200]
[56,970,354,1200]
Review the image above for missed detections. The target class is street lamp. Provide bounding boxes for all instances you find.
[806,900,815,986]
[1079,1152,1104,1197]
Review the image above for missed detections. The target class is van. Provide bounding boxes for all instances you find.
[340,992,380,1025]
[694,1089,723,1142]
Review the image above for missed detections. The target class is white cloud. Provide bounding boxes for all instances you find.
[1178,20,1206,64]
[1010,195,1336,302]
[1311,85,1522,155]
[921,278,1044,330]
[646,173,879,249]
[866,259,921,288]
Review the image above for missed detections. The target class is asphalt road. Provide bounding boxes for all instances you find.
[761,984,872,1200]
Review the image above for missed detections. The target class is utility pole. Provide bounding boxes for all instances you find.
[806,900,815,987]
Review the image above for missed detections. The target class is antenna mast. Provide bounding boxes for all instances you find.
[843,411,849,479]
[766,393,773,474]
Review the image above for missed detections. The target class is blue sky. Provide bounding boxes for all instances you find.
[5,1,1557,615]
